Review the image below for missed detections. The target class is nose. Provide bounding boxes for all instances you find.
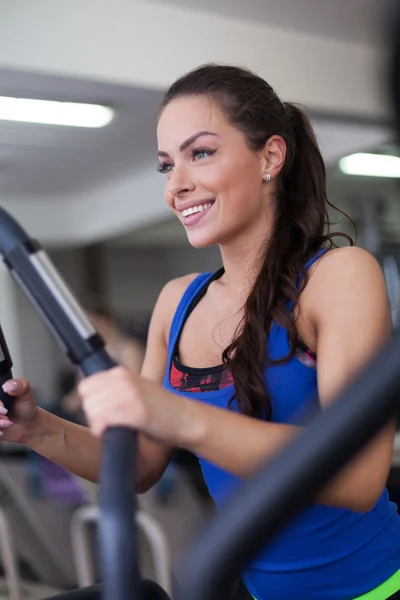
[166,164,195,199]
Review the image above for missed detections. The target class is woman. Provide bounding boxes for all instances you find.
[1,64,400,599]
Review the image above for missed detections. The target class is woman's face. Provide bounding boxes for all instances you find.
[157,95,274,249]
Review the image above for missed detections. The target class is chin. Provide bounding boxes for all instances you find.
[185,228,219,249]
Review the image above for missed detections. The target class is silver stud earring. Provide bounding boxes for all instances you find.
[264,173,271,182]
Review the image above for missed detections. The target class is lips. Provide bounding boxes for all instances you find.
[176,198,215,214]
[180,200,215,227]
[181,201,214,218]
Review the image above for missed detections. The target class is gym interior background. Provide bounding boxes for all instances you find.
[0,0,399,598]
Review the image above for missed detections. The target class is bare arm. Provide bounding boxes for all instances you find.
[118,339,145,374]
[22,274,199,491]
[28,408,102,482]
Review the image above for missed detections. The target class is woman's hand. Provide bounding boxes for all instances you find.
[0,379,39,444]
[78,366,197,446]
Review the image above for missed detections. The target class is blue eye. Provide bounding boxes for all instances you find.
[192,148,216,161]
[157,148,216,174]
[157,162,173,174]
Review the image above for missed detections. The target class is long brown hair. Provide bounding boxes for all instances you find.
[158,64,354,419]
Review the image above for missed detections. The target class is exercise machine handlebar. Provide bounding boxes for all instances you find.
[0,206,138,600]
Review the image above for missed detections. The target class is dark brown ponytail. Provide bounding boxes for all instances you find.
[159,64,354,419]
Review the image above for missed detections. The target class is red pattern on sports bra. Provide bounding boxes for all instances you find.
[170,359,234,393]
[170,343,317,393]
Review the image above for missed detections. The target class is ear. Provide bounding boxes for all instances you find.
[259,135,287,179]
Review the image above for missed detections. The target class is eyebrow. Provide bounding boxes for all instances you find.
[158,131,219,157]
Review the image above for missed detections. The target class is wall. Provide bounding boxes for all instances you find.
[103,244,222,318]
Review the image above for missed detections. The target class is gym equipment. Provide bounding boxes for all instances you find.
[0,324,22,600]
[70,506,172,594]
[0,212,139,600]
[175,331,400,599]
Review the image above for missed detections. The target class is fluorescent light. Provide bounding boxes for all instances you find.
[339,153,400,178]
[0,97,114,128]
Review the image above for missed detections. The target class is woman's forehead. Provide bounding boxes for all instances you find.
[157,97,228,146]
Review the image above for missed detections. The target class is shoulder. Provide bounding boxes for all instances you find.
[308,246,385,288]
[305,246,389,326]
[158,273,201,310]
[153,273,201,342]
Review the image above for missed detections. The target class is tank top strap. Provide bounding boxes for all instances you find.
[297,248,328,290]
[304,248,328,270]
[167,271,218,356]
[284,248,328,313]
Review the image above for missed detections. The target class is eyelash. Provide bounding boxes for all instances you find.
[157,147,216,174]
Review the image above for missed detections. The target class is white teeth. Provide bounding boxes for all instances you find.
[181,202,213,218]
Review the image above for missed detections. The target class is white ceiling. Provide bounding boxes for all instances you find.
[147,0,385,45]
[0,70,162,197]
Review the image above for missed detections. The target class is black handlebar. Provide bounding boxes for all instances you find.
[100,428,138,600]
[175,334,400,600]
[80,352,138,600]
[0,207,138,600]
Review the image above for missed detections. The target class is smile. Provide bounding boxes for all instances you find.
[181,201,214,217]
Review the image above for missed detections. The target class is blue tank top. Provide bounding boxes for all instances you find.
[162,252,400,600]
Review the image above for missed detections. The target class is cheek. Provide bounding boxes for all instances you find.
[199,161,246,194]
[214,160,262,206]
[163,183,175,208]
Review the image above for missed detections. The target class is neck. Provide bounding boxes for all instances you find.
[219,220,274,294]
